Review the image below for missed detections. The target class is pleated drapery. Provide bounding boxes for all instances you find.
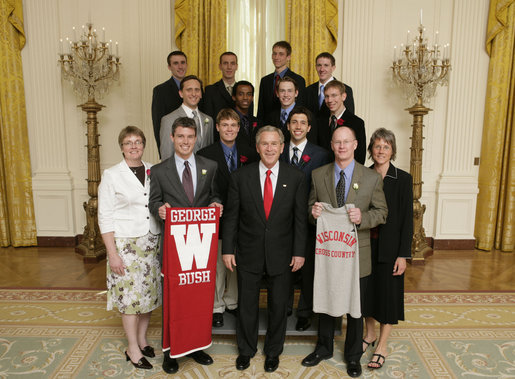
[174,0,227,85]
[475,0,515,252]
[0,0,37,246]
[285,0,338,84]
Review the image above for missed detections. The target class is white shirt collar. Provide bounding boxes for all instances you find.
[289,139,308,157]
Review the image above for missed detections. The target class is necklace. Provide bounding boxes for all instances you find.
[129,165,143,175]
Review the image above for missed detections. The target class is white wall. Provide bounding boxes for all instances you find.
[22,0,489,241]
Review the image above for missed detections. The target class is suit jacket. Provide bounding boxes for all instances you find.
[222,161,307,276]
[235,112,261,149]
[98,160,160,237]
[370,163,413,263]
[257,68,306,121]
[279,141,330,191]
[160,106,214,160]
[197,141,259,238]
[308,161,388,277]
[317,109,366,164]
[201,79,235,121]
[264,108,290,143]
[148,154,221,225]
[152,77,182,154]
[305,80,355,117]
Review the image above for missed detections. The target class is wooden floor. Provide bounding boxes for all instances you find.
[0,246,513,291]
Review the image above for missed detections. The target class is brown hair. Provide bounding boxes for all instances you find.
[118,126,146,147]
[272,41,292,56]
[324,80,346,95]
[216,108,240,125]
[367,128,397,161]
[171,117,197,136]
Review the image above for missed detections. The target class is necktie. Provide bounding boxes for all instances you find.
[227,151,235,173]
[227,85,232,95]
[274,74,280,96]
[192,110,201,139]
[318,84,325,108]
[263,169,273,219]
[330,115,337,132]
[291,147,299,166]
[241,116,250,136]
[281,110,288,126]
[336,170,346,207]
[182,161,194,204]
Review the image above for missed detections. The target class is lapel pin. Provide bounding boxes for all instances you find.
[283,184,287,187]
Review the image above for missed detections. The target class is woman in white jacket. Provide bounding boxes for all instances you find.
[98,126,161,370]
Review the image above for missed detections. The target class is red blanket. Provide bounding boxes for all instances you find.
[162,207,220,357]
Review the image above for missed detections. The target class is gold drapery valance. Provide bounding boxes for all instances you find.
[174,0,226,85]
[285,0,338,84]
[0,0,37,246]
[475,0,515,252]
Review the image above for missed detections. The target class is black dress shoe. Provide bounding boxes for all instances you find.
[212,312,224,327]
[225,307,238,316]
[301,352,332,367]
[347,360,362,377]
[125,351,153,369]
[295,316,311,331]
[140,345,155,358]
[187,350,213,365]
[236,354,250,370]
[264,355,279,372]
[162,353,179,374]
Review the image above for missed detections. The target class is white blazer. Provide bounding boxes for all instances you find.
[98,160,160,237]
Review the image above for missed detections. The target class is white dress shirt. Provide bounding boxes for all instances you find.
[174,153,198,194]
[289,139,308,161]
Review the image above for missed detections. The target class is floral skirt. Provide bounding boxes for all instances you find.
[106,232,162,314]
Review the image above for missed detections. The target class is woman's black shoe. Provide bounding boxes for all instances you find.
[140,345,155,358]
[125,351,153,369]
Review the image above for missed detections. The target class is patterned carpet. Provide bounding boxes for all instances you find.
[0,289,514,378]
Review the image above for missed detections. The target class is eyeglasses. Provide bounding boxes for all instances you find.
[122,140,144,147]
[332,139,355,146]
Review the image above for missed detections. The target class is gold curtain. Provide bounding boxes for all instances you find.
[0,0,37,247]
[174,0,226,85]
[475,0,515,252]
[285,0,338,84]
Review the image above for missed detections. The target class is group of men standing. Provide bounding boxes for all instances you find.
[149,41,387,377]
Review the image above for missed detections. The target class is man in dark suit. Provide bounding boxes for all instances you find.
[317,80,366,164]
[301,126,387,378]
[279,106,330,331]
[232,81,261,148]
[305,52,355,118]
[148,117,223,374]
[257,41,306,121]
[222,126,307,373]
[151,51,188,155]
[265,77,298,143]
[202,52,238,131]
[198,109,259,328]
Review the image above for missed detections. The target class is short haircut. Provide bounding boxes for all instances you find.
[272,41,292,56]
[256,125,284,145]
[316,52,336,66]
[232,80,255,96]
[367,127,397,161]
[324,80,346,95]
[180,75,203,91]
[171,116,197,136]
[216,108,240,125]
[277,76,298,91]
[219,51,238,64]
[118,126,146,147]
[167,50,187,66]
[332,125,356,141]
[286,106,313,126]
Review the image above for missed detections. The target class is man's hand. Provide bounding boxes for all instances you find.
[312,202,323,219]
[393,257,407,276]
[209,202,223,217]
[290,256,305,272]
[223,254,236,271]
[158,202,171,220]
[348,207,362,225]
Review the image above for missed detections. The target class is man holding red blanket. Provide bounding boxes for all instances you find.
[149,116,223,374]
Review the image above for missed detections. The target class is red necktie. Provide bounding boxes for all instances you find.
[263,169,273,219]
[274,74,280,96]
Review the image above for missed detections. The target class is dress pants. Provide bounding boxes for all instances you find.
[314,275,369,362]
[213,240,238,313]
[236,267,290,357]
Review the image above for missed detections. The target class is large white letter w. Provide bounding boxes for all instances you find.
[170,223,216,271]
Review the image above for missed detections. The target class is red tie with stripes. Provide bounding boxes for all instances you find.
[263,169,273,219]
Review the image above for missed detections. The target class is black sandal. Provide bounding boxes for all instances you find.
[368,353,385,369]
[362,338,376,353]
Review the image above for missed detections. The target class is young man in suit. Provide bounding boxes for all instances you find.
[232,80,261,148]
[317,80,366,164]
[202,52,238,125]
[151,51,188,155]
[148,116,223,375]
[222,126,307,373]
[301,126,387,378]
[305,52,355,118]
[279,106,330,330]
[265,77,298,143]
[160,75,214,160]
[197,109,259,328]
[257,41,306,121]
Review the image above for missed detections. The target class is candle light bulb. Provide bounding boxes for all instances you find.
[407,30,411,45]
